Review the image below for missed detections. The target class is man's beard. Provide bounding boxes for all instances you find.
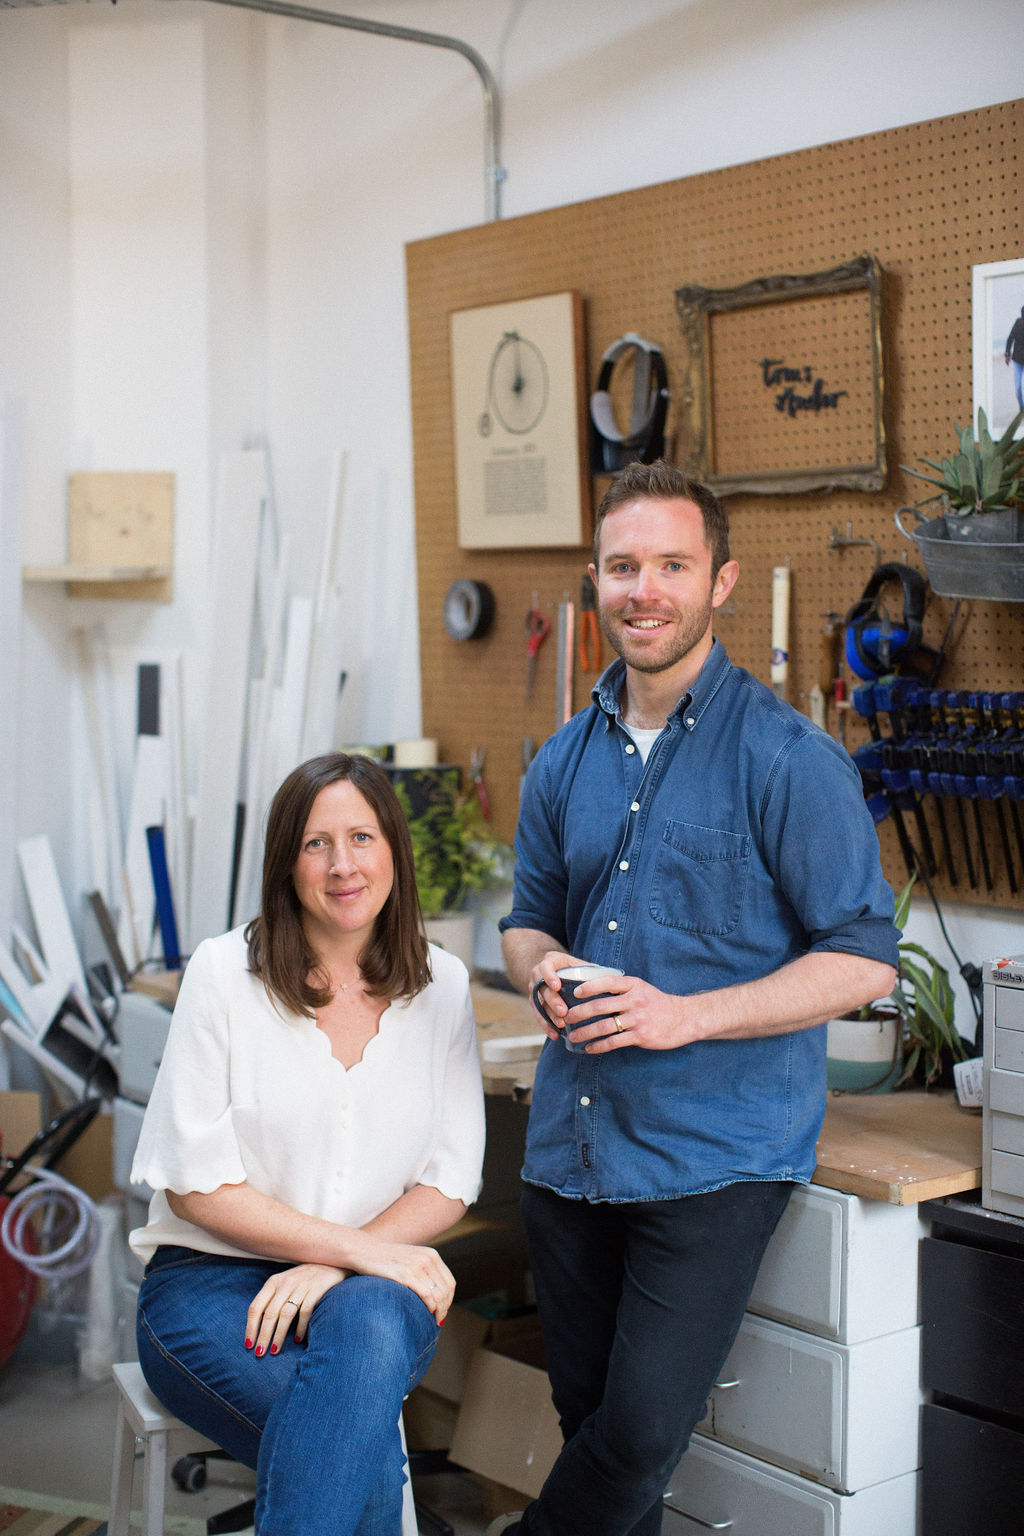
[598,589,715,675]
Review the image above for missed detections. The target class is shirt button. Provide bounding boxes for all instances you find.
[580,1096,591,1106]
[619,860,629,871]
[630,801,640,812]
[686,716,696,727]
[625,743,636,754]
[608,920,618,931]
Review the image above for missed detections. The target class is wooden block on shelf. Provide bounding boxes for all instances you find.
[67,471,174,600]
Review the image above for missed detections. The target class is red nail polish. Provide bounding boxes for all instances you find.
[270,1343,279,1354]
[245,1338,253,1349]
[255,1345,264,1357]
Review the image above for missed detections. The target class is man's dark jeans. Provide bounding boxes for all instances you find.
[518,1178,794,1536]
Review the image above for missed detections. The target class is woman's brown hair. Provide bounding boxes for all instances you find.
[245,753,431,1016]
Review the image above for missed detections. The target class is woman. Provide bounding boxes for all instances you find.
[129,752,486,1536]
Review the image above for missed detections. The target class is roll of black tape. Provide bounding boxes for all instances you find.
[443,579,495,641]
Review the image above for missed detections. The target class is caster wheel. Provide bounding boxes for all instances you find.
[172,1454,208,1492]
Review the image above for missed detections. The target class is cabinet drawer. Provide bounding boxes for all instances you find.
[696,1315,921,1491]
[994,1024,1024,1072]
[921,1235,1024,1415]
[747,1185,922,1343]
[921,1403,1024,1536]
[663,1433,919,1536]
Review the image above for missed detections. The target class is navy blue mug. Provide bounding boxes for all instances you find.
[531,964,625,1053]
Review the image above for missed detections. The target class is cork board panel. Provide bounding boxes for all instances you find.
[406,100,1024,911]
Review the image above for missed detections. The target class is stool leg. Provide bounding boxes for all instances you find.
[108,1404,136,1536]
[141,1427,169,1536]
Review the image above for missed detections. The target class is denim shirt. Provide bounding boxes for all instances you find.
[499,639,898,1202]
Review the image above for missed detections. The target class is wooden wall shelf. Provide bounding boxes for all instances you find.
[23,564,172,583]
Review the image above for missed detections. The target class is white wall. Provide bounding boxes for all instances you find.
[0,0,1021,1042]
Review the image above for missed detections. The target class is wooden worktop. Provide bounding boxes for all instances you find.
[470,984,983,1206]
[812,1088,981,1205]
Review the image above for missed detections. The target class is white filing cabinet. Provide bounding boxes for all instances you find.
[983,956,1024,1217]
[662,1183,925,1533]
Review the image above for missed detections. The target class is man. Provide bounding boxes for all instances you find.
[1006,304,1024,414]
[494,460,898,1536]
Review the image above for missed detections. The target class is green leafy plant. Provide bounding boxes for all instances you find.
[887,876,969,1087]
[901,406,1024,517]
[395,779,506,917]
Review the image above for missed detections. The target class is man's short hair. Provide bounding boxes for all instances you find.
[592,460,730,578]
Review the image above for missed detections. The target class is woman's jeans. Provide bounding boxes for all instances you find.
[519,1179,794,1536]
[136,1247,439,1536]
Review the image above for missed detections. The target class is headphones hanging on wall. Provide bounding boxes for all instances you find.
[843,562,929,680]
[589,332,670,473]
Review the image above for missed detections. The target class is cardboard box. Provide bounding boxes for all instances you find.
[0,1090,42,1167]
[53,1101,114,1201]
[406,1301,552,1469]
[449,1345,561,1499]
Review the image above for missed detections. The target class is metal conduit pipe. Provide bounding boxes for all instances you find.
[194,0,505,220]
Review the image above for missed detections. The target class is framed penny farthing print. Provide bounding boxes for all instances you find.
[450,291,590,549]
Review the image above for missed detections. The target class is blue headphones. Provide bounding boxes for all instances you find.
[843,563,927,680]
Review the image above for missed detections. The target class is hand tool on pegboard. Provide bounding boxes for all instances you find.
[770,565,790,702]
[555,594,575,728]
[470,747,491,820]
[525,594,550,702]
[578,572,601,673]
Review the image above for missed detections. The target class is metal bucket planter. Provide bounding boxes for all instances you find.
[895,505,1024,601]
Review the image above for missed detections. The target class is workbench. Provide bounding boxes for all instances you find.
[471,982,984,1206]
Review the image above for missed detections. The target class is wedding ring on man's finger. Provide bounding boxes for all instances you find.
[613,1016,624,1032]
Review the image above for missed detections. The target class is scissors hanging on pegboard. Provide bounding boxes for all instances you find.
[589,332,670,473]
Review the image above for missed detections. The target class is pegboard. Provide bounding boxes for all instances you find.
[406,101,1024,909]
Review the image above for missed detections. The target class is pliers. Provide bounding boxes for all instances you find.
[578,572,601,671]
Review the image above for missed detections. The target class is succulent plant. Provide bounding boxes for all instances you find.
[902,406,1024,518]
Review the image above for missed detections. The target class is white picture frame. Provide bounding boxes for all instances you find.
[449,291,590,549]
[972,256,1024,437]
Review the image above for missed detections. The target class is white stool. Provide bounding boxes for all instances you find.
[108,1360,419,1535]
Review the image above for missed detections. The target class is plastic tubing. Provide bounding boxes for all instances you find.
[0,1166,100,1281]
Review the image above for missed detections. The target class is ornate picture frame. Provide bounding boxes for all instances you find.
[675,254,886,496]
[449,290,590,549]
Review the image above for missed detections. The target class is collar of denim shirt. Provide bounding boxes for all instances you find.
[590,636,733,735]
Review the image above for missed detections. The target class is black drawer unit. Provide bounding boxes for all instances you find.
[920,1194,1024,1536]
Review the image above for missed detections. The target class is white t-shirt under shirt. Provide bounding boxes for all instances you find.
[625,724,663,764]
[128,927,486,1266]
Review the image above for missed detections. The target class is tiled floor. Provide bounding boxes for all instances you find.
[0,1321,492,1535]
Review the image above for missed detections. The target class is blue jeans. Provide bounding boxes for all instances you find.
[136,1247,439,1536]
[518,1179,794,1536]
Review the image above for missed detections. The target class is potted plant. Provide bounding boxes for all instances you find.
[895,406,1024,600]
[394,777,508,969]
[887,875,971,1089]
[827,876,972,1092]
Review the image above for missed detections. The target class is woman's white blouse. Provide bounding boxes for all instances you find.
[129,928,485,1265]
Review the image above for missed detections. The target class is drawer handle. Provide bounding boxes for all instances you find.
[711,1378,740,1390]
[665,1507,733,1532]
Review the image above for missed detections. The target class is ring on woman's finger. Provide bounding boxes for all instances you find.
[283,1298,300,1308]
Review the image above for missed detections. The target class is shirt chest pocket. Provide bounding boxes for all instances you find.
[649,820,751,936]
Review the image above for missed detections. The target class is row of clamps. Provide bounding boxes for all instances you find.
[851,679,1024,895]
